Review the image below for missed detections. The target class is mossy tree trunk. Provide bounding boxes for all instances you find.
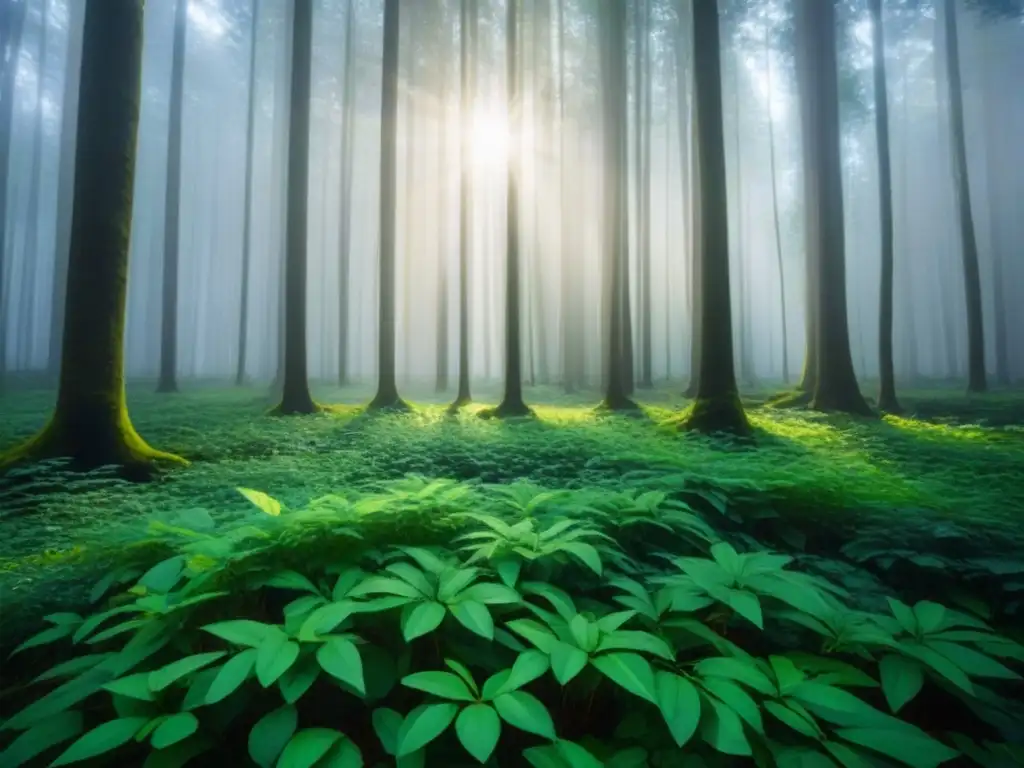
[795,0,871,416]
[369,0,406,410]
[868,0,900,412]
[275,0,318,415]
[680,0,748,435]
[1,0,184,473]
[236,0,259,386]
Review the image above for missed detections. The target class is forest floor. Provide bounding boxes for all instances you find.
[1,381,1023,650]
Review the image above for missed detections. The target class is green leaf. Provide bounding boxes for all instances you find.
[913,601,947,635]
[299,602,358,640]
[277,728,343,768]
[372,708,403,756]
[456,704,501,763]
[493,691,557,739]
[496,560,522,588]
[696,656,776,696]
[32,654,112,684]
[879,655,924,713]
[350,577,423,600]
[769,655,806,695]
[50,717,148,766]
[248,705,298,768]
[701,678,763,734]
[824,741,877,768]
[202,620,275,648]
[0,711,83,767]
[316,637,365,695]
[444,659,479,695]
[506,619,558,653]
[549,641,589,685]
[256,635,299,687]
[656,671,701,748]
[559,542,602,575]
[279,656,321,704]
[206,648,257,704]
[138,557,186,594]
[317,736,363,768]
[927,640,1022,679]
[388,563,436,597]
[725,590,763,629]
[764,700,821,739]
[437,567,480,602]
[450,600,494,640]
[402,671,476,702]
[836,727,959,768]
[887,598,919,635]
[237,487,282,516]
[555,740,604,768]
[11,624,76,655]
[401,602,447,641]
[265,571,322,596]
[606,747,649,768]
[151,713,198,749]
[791,682,890,727]
[897,642,974,694]
[103,673,156,701]
[494,650,549,696]
[700,696,751,757]
[396,703,459,757]
[149,652,227,692]
[596,630,675,661]
[592,653,658,704]
[458,582,521,605]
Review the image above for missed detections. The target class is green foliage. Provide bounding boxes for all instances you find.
[2,478,1022,767]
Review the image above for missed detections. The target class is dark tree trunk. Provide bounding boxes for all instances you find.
[338,0,356,386]
[275,0,317,415]
[868,0,899,411]
[681,0,747,434]
[369,0,405,409]
[764,20,789,386]
[235,0,259,386]
[637,0,653,389]
[795,0,871,415]
[557,0,577,394]
[157,0,188,393]
[1,0,183,472]
[941,0,986,393]
[982,51,1009,387]
[435,1,450,394]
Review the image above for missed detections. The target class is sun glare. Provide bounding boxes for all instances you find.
[471,110,510,169]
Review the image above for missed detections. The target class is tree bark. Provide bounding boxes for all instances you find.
[435,0,450,393]
[764,20,789,386]
[637,0,653,389]
[1,0,184,472]
[337,0,356,386]
[235,0,259,386]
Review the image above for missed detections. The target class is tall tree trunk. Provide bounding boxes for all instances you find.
[235,0,259,386]
[435,0,450,393]
[48,0,84,377]
[492,0,529,417]
[868,0,899,411]
[452,0,476,408]
[637,0,653,389]
[275,0,317,414]
[981,46,1008,387]
[557,0,576,394]
[681,0,747,434]
[157,0,188,393]
[795,0,871,415]
[337,0,356,386]
[369,0,405,409]
[764,19,789,386]
[941,0,985,392]
[1,0,183,471]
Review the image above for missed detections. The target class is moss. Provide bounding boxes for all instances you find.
[677,392,751,436]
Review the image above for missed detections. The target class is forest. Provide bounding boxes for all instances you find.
[0,0,1023,765]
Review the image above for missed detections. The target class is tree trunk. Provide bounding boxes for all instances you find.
[981,45,1009,387]
[235,0,259,386]
[764,20,789,386]
[157,0,188,393]
[681,0,747,434]
[795,0,871,415]
[868,0,899,411]
[941,0,985,393]
[557,0,576,394]
[637,0,653,389]
[336,1,356,387]
[1,0,184,472]
[435,0,450,394]
[369,0,405,409]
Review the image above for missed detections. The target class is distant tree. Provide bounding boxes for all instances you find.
[636,0,654,390]
[0,0,185,472]
[435,0,451,394]
[274,0,318,415]
[369,0,407,410]
[235,0,259,386]
[157,0,188,394]
[794,0,871,415]
[679,0,748,434]
[337,0,356,386]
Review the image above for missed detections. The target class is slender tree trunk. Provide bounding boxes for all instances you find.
[868,0,899,411]
[369,0,405,409]
[435,1,450,393]
[795,0,871,415]
[337,1,356,386]
[235,0,259,386]
[764,20,789,386]
[682,0,747,434]
[1,0,183,471]
[557,0,576,394]
[941,0,985,392]
[157,0,188,393]
[638,0,653,389]
[981,48,1008,386]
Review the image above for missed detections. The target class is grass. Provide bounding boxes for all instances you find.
[1,379,1023,646]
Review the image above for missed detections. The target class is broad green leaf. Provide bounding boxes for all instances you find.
[701,678,763,734]
[606,747,649,768]
[11,624,76,655]
[836,727,959,768]
[256,635,299,687]
[450,600,494,640]
[655,671,701,747]
[206,648,257,704]
[402,671,476,702]
[496,560,522,588]
[202,620,275,648]
[592,653,658,704]
[764,700,821,739]
[927,640,1021,679]
[725,590,763,629]
[103,673,155,701]
[237,487,282,516]
[769,656,806,695]
[458,582,521,605]
[151,713,198,749]
[401,602,447,642]
[138,557,186,594]
[32,654,112,684]
[372,708,403,756]
[401,547,448,575]
[879,655,924,713]
[149,652,226,692]
[316,637,365,695]
[505,619,558,653]
[350,577,423,600]
[277,728,343,768]
[456,704,501,763]
[299,602,358,640]
[897,642,974,694]
[824,741,877,768]
[278,656,321,704]
[248,705,298,768]
[887,598,919,635]
[444,659,479,695]
[554,740,604,768]
[791,682,890,727]
[331,568,367,601]
[437,567,480,602]
[387,563,436,596]
[180,667,219,711]
[50,717,148,766]
[318,736,363,768]
[549,641,589,685]
[595,610,637,634]
[494,650,550,696]
[559,542,602,575]
[913,602,947,635]
[265,571,322,596]
[710,542,743,577]
[697,656,776,696]
[699,696,751,757]
[396,703,459,757]
[493,691,557,739]
[568,615,597,652]
[0,711,83,767]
